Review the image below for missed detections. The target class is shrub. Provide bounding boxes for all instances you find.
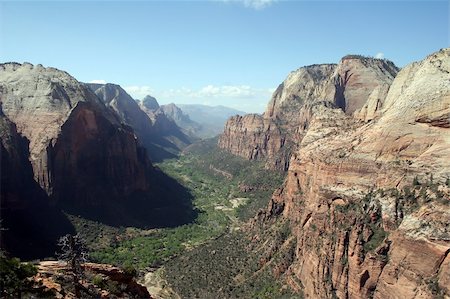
[363,226,387,254]
[0,254,37,298]
[123,264,137,277]
[92,275,103,287]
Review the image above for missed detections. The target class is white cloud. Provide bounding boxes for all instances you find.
[89,79,107,84]
[123,85,155,99]
[375,52,384,59]
[198,85,255,98]
[221,0,277,10]
[122,84,274,113]
[243,0,276,9]
[160,84,270,100]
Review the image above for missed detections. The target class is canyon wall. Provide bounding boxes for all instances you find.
[255,48,450,298]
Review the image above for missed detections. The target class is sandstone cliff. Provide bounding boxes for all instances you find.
[219,56,399,170]
[0,63,194,231]
[254,49,450,298]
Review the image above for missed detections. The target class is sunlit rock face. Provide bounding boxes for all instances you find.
[219,55,399,171]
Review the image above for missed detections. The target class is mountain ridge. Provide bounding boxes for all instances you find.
[219,55,400,170]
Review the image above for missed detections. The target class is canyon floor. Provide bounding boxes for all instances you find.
[68,137,293,298]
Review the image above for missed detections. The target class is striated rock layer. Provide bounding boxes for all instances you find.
[254,49,450,298]
[219,56,399,170]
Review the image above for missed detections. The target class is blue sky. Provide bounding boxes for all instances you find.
[0,0,448,112]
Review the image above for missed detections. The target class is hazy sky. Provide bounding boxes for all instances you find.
[0,0,448,112]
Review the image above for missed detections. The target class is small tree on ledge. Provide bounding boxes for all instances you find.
[57,234,88,297]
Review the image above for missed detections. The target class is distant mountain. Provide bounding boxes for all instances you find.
[159,103,203,139]
[141,95,160,110]
[177,104,246,138]
[87,83,192,161]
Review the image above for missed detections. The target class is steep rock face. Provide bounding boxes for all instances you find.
[265,64,337,120]
[218,114,290,169]
[0,103,75,259]
[87,84,192,162]
[0,63,194,229]
[50,101,152,206]
[257,48,450,298]
[137,99,192,160]
[0,63,104,190]
[0,64,150,199]
[334,55,398,116]
[0,103,37,208]
[219,56,399,170]
[158,103,186,123]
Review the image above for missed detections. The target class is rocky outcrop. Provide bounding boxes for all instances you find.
[255,48,450,298]
[219,56,399,170]
[34,261,152,298]
[87,84,192,162]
